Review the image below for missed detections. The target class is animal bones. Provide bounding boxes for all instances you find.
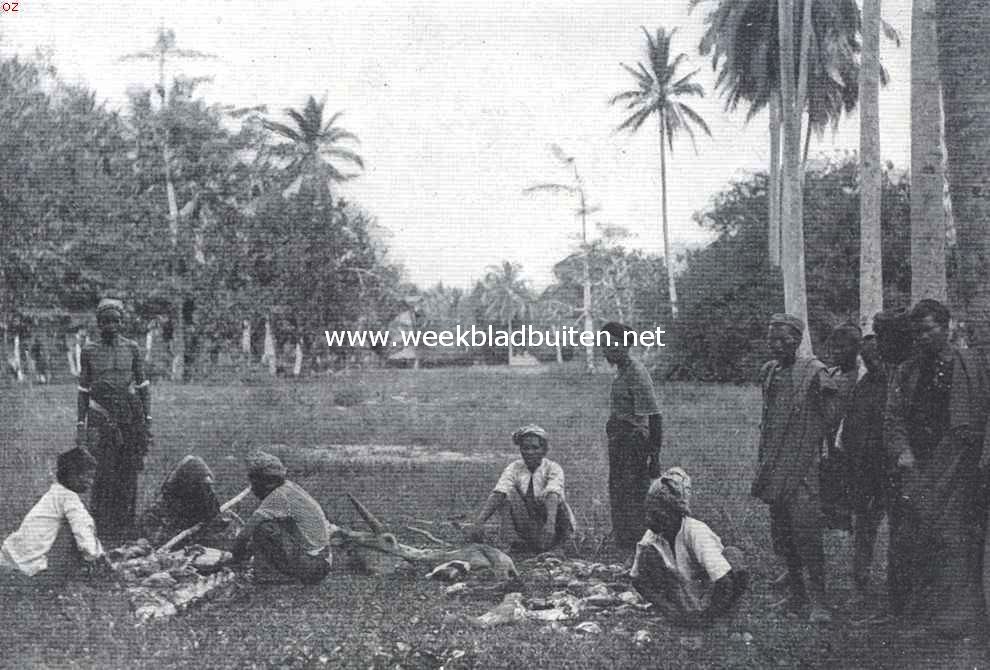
[108,539,239,623]
[332,494,519,580]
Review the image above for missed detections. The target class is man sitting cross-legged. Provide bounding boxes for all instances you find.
[467,424,577,553]
[630,467,749,626]
[227,451,332,584]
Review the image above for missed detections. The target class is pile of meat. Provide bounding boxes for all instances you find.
[108,540,239,622]
[443,555,654,636]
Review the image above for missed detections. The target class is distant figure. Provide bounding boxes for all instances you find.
[630,468,749,626]
[227,451,332,584]
[468,424,577,553]
[30,336,49,384]
[884,300,989,639]
[1,447,109,578]
[752,313,837,623]
[600,321,662,550]
[76,298,152,540]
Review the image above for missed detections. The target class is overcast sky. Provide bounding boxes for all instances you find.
[1,0,912,290]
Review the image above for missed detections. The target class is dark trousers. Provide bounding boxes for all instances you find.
[769,481,825,595]
[253,518,332,585]
[608,432,650,548]
[86,416,141,539]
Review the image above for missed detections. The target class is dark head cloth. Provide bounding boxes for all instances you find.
[873,307,911,333]
[829,322,862,341]
[769,313,805,336]
[600,321,634,341]
[57,447,97,475]
[96,298,124,317]
[246,450,287,479]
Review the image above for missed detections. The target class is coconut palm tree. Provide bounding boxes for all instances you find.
[911,0,947,303]
[264,96,364,202]
[481,261,532,363]
[610,26,711,320]
[524,145,599,372]
[693,0,887,353]
[120,26,218,382]
[937,1,990,343]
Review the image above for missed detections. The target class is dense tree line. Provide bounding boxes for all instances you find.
[0,52,402,379]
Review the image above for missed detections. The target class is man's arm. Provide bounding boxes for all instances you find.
[131,342,151,421]
[229,513,265,563]
[540,492,561,550]
[76,348,91,445]
[883,362,915,470]
[467,492,507,543]
[63,494,104,561]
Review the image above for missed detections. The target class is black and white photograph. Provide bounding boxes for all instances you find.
[2,0,989,667]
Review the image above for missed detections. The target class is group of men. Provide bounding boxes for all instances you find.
[7,295,985,640]
[756,301,989,638]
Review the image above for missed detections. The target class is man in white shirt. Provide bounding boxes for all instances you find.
[467,424,577,553]
[630,467,748,625]
[1,447,109,577]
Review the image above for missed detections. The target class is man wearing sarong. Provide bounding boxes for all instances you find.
[75,298,151,540]
[753,313,837,623]
[228,451,332,584]
[863,308,914,615]
[630,468,749,626]
[822,323,864,533]
[468,424,577,553]
[601,321,662,551]
[138,455,239,548]
[837,310,912,610]
[884,299,989,638]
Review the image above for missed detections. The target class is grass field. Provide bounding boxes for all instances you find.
[0,366,985,669]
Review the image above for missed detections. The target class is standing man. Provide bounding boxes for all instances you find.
[839,309,912,609]
[753,313,837,623]
[884,299,989,639]
[600,321,662,551]
[76,298,152,540]
[822,323,864,533]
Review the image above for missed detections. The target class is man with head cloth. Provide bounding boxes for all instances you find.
[228,451,332,584]
[630,467,748,625]
[75,297,151,539]
[468,424,577,552]
[752,313,838,623]
[599,321,662,550]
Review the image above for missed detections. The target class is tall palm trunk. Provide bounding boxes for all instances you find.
[937,0,990,344]
[769,95,782,267]
[576,179,594,372]
[859,0,884,334]
[657,115,679,320]
[262,317,277,375]
[778,0,813,355]
[158,57,185,382]
[911,0,947,303]
[164,156,185,382]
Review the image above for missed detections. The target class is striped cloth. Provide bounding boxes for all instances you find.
[249,481,330,555]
